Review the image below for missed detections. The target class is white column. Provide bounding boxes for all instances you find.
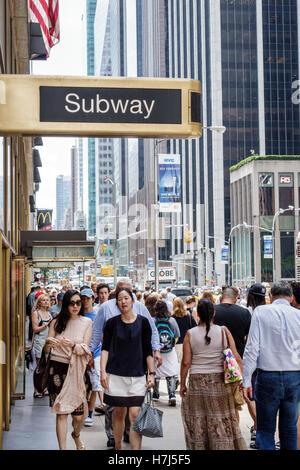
[256,0,266,156]
[209,0,225,286]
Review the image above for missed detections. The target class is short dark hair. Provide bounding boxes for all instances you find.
[116,288,134,303]
[271,281,293,298]
[80,285,90,291]
[222,287,238,300]
[97,283,110,295]
[290,281,300,304]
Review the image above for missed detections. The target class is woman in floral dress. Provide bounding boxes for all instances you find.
[180,299,247,450]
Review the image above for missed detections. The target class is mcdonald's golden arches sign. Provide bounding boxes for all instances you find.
[37,209,53,231]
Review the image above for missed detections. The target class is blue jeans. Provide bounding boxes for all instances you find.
[254,370,300,450]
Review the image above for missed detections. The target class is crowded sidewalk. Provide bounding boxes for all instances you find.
[3,369,255,451]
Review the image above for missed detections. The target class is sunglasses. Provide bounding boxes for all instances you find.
[68,300,82,307]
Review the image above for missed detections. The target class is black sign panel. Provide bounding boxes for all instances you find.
[40,87,182,124]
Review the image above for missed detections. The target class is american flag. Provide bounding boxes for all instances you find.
[28,0,60,57]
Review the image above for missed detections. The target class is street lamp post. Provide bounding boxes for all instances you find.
[203,125,226,134]
[105,176,118,288]
[153,139,165,292]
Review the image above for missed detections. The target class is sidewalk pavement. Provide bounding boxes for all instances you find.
[3,369,254,450]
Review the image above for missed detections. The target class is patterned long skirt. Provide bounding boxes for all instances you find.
[48,360,91,416]
[181,373,247,450]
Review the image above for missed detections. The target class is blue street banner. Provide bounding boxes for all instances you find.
[264,235,273,258]
[221,246,229,264]
[158,154,181,212]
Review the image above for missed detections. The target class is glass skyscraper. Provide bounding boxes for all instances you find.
[56,175,71,230]
[135,0,300,286]
[86,0,97,237]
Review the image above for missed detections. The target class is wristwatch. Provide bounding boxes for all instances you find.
[148,371,156,376]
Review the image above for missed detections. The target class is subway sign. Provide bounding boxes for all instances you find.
[40,87,182,124]
[0,75,202,138]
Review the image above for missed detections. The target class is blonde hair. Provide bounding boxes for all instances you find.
[172,297,186,318]
[34,294,50,312]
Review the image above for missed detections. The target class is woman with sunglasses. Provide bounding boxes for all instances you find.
[44,290,92,450]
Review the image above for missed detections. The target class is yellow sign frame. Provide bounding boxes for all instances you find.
[0,75,201,138]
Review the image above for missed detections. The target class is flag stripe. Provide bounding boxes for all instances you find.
[29,0,60,57]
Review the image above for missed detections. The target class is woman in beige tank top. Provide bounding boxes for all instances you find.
[180,299,246,450]
[44,290,92,450]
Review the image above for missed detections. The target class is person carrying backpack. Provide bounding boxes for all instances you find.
[153,301,180,406]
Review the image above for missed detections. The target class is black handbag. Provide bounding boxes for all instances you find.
[33,348,51,393]
[132,388,163,438]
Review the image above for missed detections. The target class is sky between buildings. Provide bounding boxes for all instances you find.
[33,0,137,226]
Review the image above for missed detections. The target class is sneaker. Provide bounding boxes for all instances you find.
[84,417,93,427]
[152,392,160,400]
[168,393,176,406]
[250,441,258,450]
[275,441,280,450]
[250,427,257,441]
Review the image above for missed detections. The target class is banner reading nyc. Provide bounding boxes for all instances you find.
[0,75,202,138]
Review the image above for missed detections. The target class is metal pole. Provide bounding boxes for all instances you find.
[154,140,159,292]
[113,182,117,288]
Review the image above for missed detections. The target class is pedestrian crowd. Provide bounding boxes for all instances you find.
[25,278,300,451]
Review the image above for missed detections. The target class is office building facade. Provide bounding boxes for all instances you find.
[134,0,300,287]
[0,0,36,448]
[93,0,129,270]
[71,145,79,229]
[86,0,97,237]
[56,175,71,230]
[230,155,300,285]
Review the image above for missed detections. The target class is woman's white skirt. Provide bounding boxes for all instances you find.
[103,373,146,407]
[155,348,180,378]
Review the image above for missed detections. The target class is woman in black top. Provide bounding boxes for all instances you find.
[100,288,155,451]
[173,297,197,362]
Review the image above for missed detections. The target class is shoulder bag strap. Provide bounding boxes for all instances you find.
[221,326,226,350]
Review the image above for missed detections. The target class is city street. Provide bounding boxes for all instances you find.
[3,369,254,451]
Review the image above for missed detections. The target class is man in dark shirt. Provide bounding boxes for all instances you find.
[214,287,251,358]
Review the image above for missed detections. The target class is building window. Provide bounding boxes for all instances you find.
[259,173,274,216]
[280,231,295,278]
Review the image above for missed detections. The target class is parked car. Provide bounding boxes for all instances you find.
[170,287,194,302]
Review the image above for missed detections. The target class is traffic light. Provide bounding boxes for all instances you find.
[184,229,193,243]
